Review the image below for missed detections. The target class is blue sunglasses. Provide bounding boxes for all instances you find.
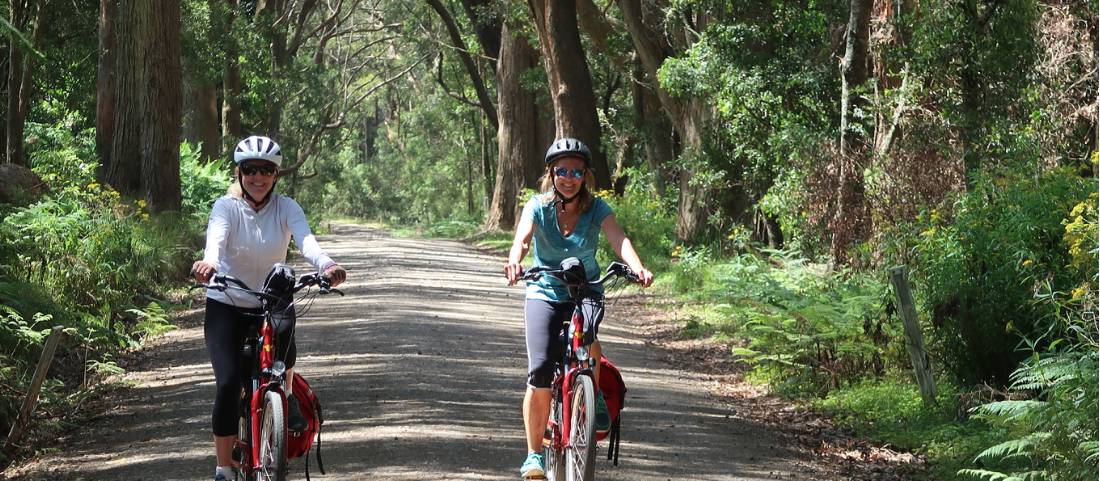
[553,167,586,179]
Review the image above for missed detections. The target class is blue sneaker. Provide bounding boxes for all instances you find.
[520,452,545,478]
[595,392,611,431]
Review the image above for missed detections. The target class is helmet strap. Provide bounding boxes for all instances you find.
[552,186,581,213]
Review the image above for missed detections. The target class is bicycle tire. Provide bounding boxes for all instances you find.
[566,375,596,481]
[257,390,288,481]
[544,397,566,481]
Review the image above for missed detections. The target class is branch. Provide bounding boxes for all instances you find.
[436,53,484,109]
[424,0,498,129]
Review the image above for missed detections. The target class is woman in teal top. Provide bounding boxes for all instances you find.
[504,137,654,479]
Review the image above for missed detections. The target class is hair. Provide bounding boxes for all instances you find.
[539,164,596,212]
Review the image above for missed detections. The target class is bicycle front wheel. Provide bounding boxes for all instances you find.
[257,390,288,481]
[566,374,596,481]
[544,397,565,481]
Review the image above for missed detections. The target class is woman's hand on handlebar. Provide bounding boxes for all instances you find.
[323,264,347,287]
[504,262,523,286]
[191,260,216,284]
[635,267,654,287]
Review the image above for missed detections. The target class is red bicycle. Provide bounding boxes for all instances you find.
[194,264,341,481]
[521,259,639,481]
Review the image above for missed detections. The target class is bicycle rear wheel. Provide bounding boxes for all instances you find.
[256,390,288,481]
[566,374,596,481]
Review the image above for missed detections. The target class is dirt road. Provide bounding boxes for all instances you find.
[4,224,819,480]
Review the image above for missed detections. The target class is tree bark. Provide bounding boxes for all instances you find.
[839,0,872,151]
[617,0,715,242]
[631,58,673,197]
[426,0,498,129]
[105,0,145,195]
[527,0,612,191]
[458,0,501,66]
[103,0,181,211]
[6,0,44,166]
[184,81,220,161]
[485,22,539,232]
[222,0,242,145]
[831,0,873,264]
[141,0,182,211]
[96,0,116,170]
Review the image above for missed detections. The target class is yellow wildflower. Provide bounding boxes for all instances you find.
[87,182,99,190]
[1071,286,1088,300]
[1022,259,1033,267]
[141,213,150,221]
[137,199,147,209]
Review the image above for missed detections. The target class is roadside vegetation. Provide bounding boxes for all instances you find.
[0,0,1094,479]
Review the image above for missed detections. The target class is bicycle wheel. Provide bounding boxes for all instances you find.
[544,398,565,481]
[566,374,596,481]
[256,390,288,481]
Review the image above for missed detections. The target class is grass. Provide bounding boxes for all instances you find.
[813,378,1000,480]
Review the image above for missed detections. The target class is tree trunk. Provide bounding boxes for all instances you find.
[839,0,872,151]
[831,0,873,265]
[184,81,220,161]
[485,22,539,232]
[458,0,501,67]
[6,0,44,167]
[222,0,241,145]
[426,0,498,129]
[528,0,612,191]
[96,0,117,170]
[105,0,145,195]
[141,0,182,211]
[617,0,716,242]
[631,58,673,197]
[104,0,182,211]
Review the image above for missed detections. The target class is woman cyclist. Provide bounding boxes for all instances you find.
[503,137,654,479]
[191,135,347,481]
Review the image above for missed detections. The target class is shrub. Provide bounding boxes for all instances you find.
[907,166,1092,385]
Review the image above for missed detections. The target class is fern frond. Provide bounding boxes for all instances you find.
[972,432,1051,464]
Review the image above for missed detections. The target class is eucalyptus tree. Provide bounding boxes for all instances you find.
[97,0,182,211]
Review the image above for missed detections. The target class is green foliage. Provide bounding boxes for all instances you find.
[902,165,1092,384]
[180,142,232,219]
[595,186,676,271]
[814,378,1000,479]
[666,246,902,393]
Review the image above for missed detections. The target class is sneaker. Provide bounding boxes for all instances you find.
[214,467,238,481]
[287,394,308,432]
[595,392,611,431]
[520,452,545,478]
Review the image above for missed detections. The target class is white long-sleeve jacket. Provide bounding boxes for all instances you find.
[202,194,335,308]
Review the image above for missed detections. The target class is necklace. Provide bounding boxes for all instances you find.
[558,211,577,234]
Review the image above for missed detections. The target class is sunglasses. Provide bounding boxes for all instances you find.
[553,167,586,179]
[241,163,277,176]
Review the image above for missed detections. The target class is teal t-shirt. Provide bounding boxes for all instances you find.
[521,194,613,301]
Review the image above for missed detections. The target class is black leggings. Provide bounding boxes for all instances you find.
[204,299,297,437]
[524,297,604,389]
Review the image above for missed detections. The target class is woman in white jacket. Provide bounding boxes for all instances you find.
[191,135,346,481]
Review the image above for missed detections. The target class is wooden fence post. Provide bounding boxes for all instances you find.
[4,325,64,454]
[889,266,937,406]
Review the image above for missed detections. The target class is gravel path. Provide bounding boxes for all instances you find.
[4,223,817,481]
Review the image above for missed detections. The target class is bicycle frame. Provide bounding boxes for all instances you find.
[241,315,287,475]
[551,305,596,451]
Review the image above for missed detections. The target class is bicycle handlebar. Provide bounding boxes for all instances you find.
[190,272,344,299]
[520,261,641,286]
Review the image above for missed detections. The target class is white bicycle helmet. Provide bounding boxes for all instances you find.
[233,135,283,167]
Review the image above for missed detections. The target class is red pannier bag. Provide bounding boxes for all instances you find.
[288,374,326,480]
[595,356,626,465]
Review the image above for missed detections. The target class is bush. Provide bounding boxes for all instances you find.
[906,165,1092,385]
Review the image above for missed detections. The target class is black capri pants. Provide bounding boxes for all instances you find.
[204,298,297,436]
[525,296,604,389]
